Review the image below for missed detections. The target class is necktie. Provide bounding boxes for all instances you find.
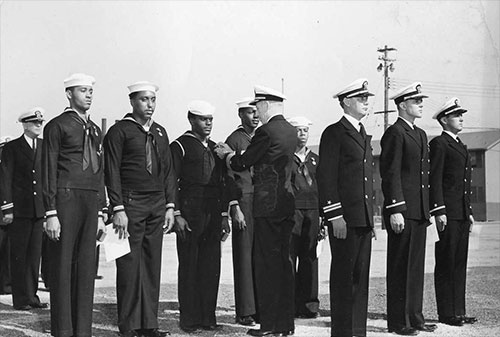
[359,123,367,139]
[457,137,467,150]
[32,138,36,155]
[298,161,313,186]
[83,121,100,174]
[145,132,155,174]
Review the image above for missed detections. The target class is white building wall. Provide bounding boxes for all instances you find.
[485,142,500,221]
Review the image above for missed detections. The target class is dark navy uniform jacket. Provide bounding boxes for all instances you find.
[317,117,373,227]
[42,108,105,215]
[104,114,177,212]
[226,126,253,195]
[291,149,319,210]
[229,114,297,218]
[380,117,430,221]
[429,132,473,220]
[0,136,44,219]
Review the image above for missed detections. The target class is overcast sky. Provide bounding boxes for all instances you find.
[1,0,498,144]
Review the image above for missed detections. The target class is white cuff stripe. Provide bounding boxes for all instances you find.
[166,203,175,209]
[113,205,125,212]
[1,203,13,211]
[323,203,341,212]
[174,210,181,216]
[386,201,406,209]
[430,205,446,213]
[229,200,239,206]
[327,215,343,222]
[46,210,57,216]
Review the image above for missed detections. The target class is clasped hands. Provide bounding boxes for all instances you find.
[214,142,233,159]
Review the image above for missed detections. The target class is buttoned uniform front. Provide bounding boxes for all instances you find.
[170,131,239,330]
[225,126,258,320]
[317,116,374,337]
[290,149,320,317]
[380,117,430,331]
[429,132,473,320]
[228,114,297,334]
[42,108,105,337]
[103,114,177,333]
[0,135,45,308]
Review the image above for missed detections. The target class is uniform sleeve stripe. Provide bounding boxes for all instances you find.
[228,200,239,206]
[327,215,343,222]
[430,205,446,213]
[386,201,406,209]
[0,203,13,211]
[173,140,185,157]
[46,210,57,216]
[166,203,175,209]
[113,205,125,212]
[323,203,341,212]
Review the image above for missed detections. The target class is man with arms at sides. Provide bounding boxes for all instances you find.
[429,97,476,327]
[170,100,241,333]
[317,79,375,337]
[225,98,260,327]
[0,136,13,296]
[215,85,297,337]
[288,116,321,320]
[104,81,176,337]
[42,73,106,337]
[0,108,47,310]
[380,82,436,336]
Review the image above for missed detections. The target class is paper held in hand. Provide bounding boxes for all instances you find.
[97,224,131,262]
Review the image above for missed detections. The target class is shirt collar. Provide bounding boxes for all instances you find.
[443,130,458,141]
[343,114,361,131]
[123,113,154,132]
[23,134,36,148]
[398,116,414,129]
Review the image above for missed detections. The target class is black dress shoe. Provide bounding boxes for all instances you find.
[414,323,437,332]
[273,330,294,336]
[179,325,199,333]
[388,326,418,335]
[95,275,104,280]
[141,328,170,337]
[201,324,222,331]
[295,312,318,319]
[459,315,477,324]
[14,304,31,311]
[236,315,256,326]
[247,329,275,336]
[30,302,49,309]
[439,316,463,326]
[119,330,140,337]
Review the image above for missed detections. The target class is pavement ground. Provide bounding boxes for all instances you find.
[1,222,499,337]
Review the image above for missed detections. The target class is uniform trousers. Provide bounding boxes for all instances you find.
[48,188,98,337]
[329,226,372,337]
[8,217,44,307]
[254,215,295,333]
[177,196,222,329]
[386,217,428,330]
[0,224,12,294]
[116,191,165,332]
[434,219,470,318]
[290,208,319,316]
[231,193,257,317]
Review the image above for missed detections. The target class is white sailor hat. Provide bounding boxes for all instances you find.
[288,116,312,127]
[236,97,256,110]
[432,97,467,120]
[188,100,215,116]
[127,81,159,94]
[390,82,429,104]
[18,107,45,123]
[333,78,375,100]
[250,85,286,105]
[63,73,95,89]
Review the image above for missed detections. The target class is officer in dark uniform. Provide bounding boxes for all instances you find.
[429,97,477,327]
[288,116,321,320]
[42,73,106,337]
[171,100,239,333]
[0,108,47,310]
[225,98,260,326]
[215,85,297,337]
[317,79,375,337]
[104,82,176,337]
[0,136,13,295]
[380,82,436,336]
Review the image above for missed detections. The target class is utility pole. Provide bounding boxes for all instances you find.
[374,45,397,130]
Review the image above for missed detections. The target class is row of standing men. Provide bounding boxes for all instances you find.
[0,73,476,337]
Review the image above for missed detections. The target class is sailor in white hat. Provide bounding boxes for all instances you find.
[170,99,240,333]
[104,80,173,337]
[317,79,375,336]
[0,107,47,310]
[380,81,435,334]
[429,97,476,327]
[42,73,105,337]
